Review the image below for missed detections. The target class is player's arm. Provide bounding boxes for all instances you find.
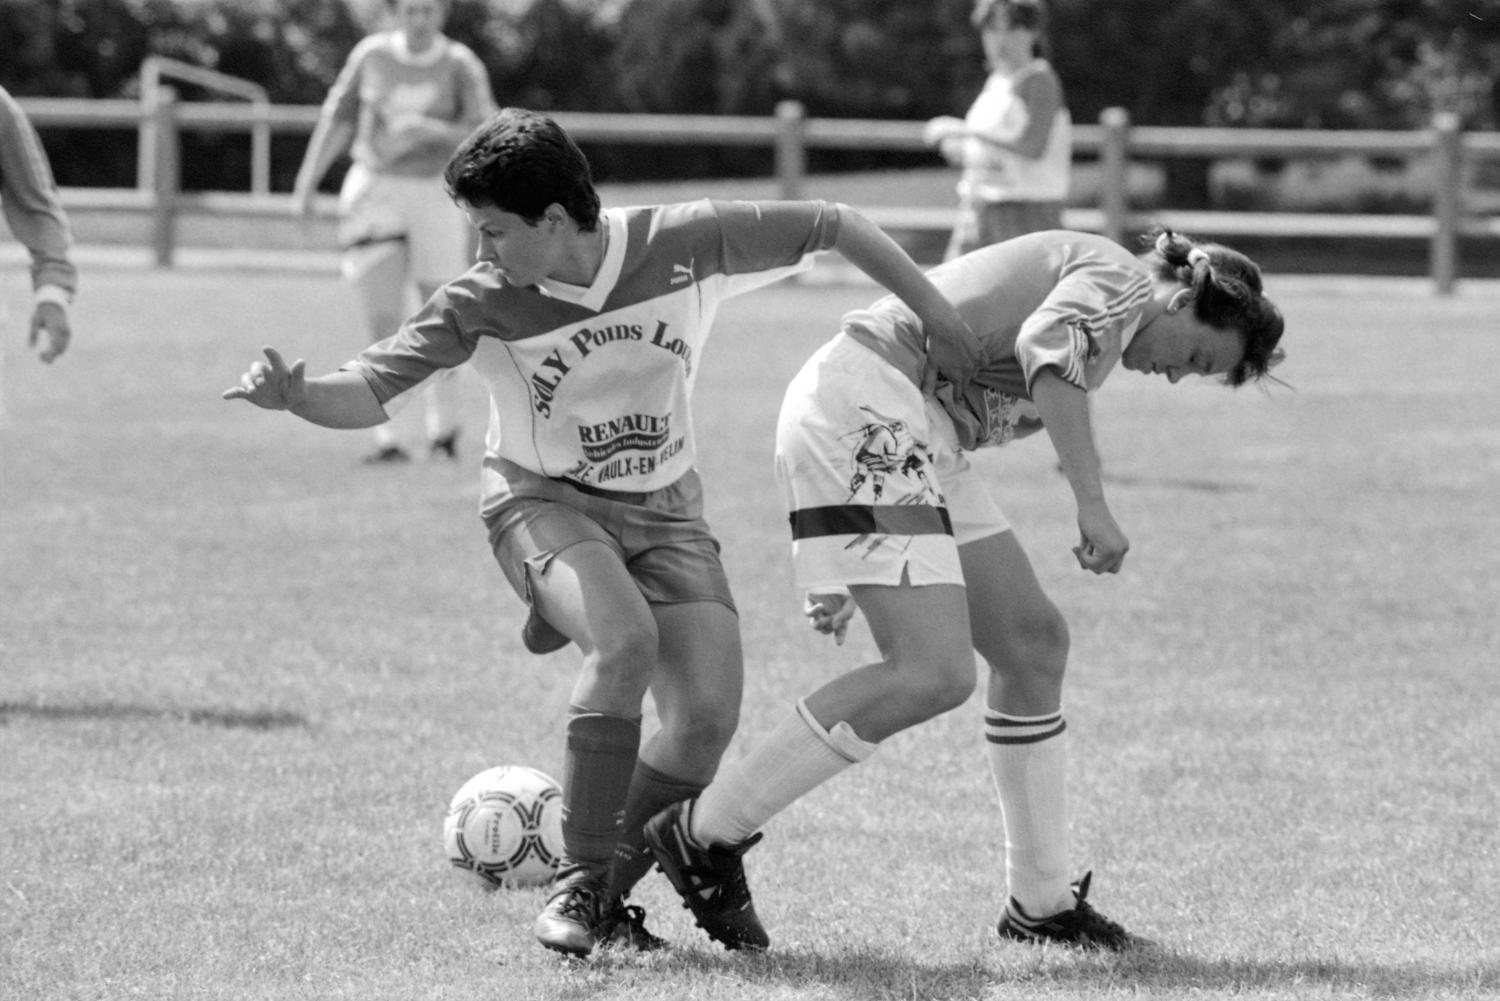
[291,117,354,217]
[1029,368,1127,574]
[831,204,982,392]
[222,346,387,429]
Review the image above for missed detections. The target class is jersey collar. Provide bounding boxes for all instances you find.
[537,209,626,312]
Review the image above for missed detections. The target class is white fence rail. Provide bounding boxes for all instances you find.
[18,96,1500,292]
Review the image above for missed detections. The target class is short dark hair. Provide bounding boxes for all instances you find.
[443,108,602,230]
[1139,226,1286,387]
[973,0,1046,33]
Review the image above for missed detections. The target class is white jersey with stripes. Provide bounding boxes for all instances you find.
[840,229,1154,450]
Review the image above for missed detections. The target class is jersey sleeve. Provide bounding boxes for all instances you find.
[0,89,78,296]
[323,38,374,126]
[342,285,480,405]
[1014,262,1149,392]
[704,199,841,297]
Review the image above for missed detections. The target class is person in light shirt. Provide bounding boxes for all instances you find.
[645,227,1285,954]
[1,84,77,367]
[292,0,496,463]
[925,0,1072,259]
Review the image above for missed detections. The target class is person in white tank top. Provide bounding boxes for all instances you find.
[925,0,1072,259]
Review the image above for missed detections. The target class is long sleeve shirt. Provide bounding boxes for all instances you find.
[0,86,78,300]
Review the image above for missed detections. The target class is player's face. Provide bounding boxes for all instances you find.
[395,0,446,46]
[465,203,563,288]
[1123,311,1245,385]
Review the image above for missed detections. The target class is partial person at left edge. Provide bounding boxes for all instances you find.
[0,84,78,366]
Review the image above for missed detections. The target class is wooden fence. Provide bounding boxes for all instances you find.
[17,95,1500,292]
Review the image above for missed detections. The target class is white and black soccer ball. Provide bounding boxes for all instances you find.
[443,765,564,888]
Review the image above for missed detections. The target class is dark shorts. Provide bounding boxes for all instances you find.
[482,463,736,614]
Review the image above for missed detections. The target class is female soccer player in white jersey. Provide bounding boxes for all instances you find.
[226,108,981,957]
[645,227,1285,952]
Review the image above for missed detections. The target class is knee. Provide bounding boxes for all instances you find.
[661,699,740,758]
[983,605,1069,685]
[904,645,978,718]
[586,617,659,686]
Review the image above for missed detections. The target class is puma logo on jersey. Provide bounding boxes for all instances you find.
[670,260,695,285]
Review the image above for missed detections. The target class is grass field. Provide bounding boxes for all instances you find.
[2,261,1498,1001]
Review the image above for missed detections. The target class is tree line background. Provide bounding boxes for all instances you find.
[3,0,1499,205]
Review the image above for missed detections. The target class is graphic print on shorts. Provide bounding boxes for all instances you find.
[839,406,945,560]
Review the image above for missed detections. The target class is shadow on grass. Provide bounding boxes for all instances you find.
[573,941,1497,1000]
[0,699,308,731]
[1103,472,1256,494]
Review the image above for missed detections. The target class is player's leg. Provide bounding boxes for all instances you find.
[346,245,410,460]
[339,167,413,462]
[406,180,470,457]
[599,598,742,950]
[610,599,741,894]
[646,332,972,950]
[489,499,658,956]
[960,529,1132,950]
[646,583,970,950]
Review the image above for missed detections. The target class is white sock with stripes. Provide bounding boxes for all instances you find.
[985,709,1074,918]
[691,699,878,847]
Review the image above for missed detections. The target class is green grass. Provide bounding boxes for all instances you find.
[2,265,1498,1000]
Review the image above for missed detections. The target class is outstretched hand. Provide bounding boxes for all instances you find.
[222,346,307,411]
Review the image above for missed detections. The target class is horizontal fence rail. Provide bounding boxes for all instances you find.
[17,97,1500,291]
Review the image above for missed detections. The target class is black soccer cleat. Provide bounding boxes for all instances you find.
[996,870,1134,951]
[643,799,769,951]
[595,901,669,952]
[533,864,606,957]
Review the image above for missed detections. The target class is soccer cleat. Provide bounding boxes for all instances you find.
[996,871,1133,951]
[533,865,606,957]
[429,431,459,460]
[595,901,668,952]
[361,444,410,465]
[643,799,769,951]
[521,605,570,655]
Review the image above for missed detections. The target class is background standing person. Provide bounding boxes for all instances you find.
[924,0,1071,260]
[291,0,496,464]
[0,84,77,368]
[645,228,1284,954]
[227,108,981,959]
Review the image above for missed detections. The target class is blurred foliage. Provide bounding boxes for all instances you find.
[1,0,1498,193]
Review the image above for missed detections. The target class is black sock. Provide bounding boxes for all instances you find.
[559,708,642,874]
[609,760,706,900]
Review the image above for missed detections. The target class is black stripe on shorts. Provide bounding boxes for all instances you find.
[789,504,953,540]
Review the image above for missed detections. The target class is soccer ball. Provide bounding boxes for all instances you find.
[443,765,564,888]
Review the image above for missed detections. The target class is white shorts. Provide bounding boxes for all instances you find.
[337,163,471,286]
[775,333,1010,590]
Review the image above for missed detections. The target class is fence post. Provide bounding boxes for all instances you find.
[1099,107,1129,245]
[150,88,180,268]
[1430,111,1461,295]
[251,100,271,196]
[774,100,806,201]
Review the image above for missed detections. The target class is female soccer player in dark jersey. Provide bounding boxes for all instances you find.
[227,107,981,957]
